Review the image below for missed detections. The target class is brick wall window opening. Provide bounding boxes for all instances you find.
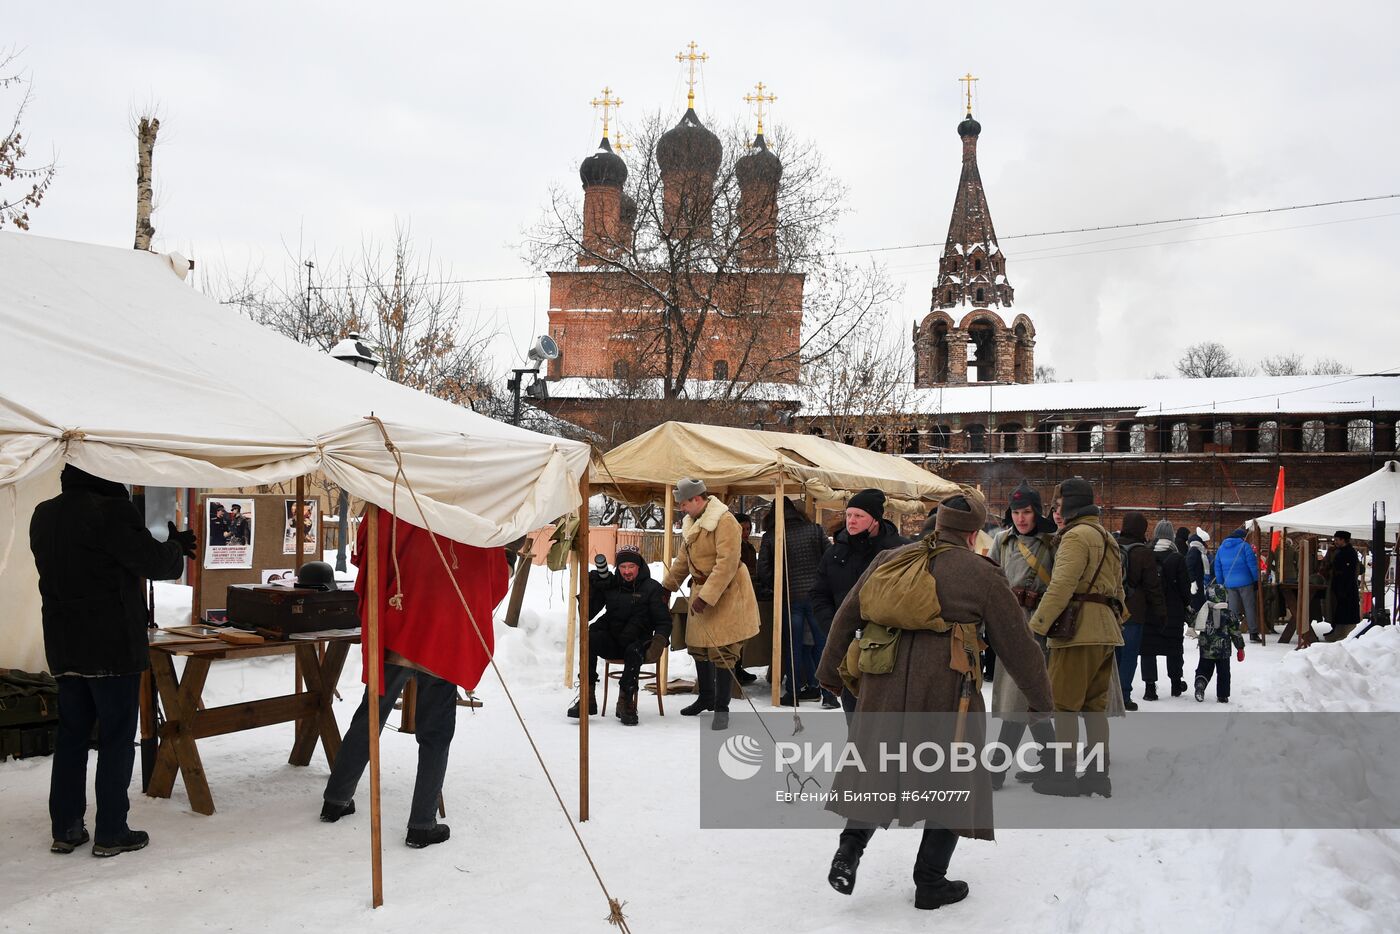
[1348,419,1375,452]
[901,430,921,454]
[1128,423,1147,454]
[866,428,887,452]
[808,426,826,437]
[1001,423,1022,453]
[931,321,951,382]
[1213,422,1233,448]
[967,321,997,382]
[712,359,729,381]
[1257,421,1279,454]
[1170,422,1190,453]
[1301,420,1326,453]
[945,290,954,304]
[929,424,952,451]
[966,424,987,453]
[1050,424,1071,454]
[975,288,985,303]
[974,258,983,272]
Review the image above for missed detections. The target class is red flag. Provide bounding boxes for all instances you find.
[1266,466,1285,569]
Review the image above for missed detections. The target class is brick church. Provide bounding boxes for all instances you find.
[538,59,804,443]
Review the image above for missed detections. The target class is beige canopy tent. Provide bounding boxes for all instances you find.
[586,420,960,709]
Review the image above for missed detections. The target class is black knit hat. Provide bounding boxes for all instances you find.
[615,546,645,569]
[1007,480,1042,515]
[847,488,885,521]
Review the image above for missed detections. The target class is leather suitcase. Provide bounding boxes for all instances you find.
[226,584,359,635]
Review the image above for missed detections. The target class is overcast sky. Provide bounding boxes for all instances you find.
[10,1,1399,383]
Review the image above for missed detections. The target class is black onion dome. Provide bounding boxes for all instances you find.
[656,108,722,175]
[957,113,982,138]
[736,133,783,187]
[619,192,638,228]
[579,136,627,188]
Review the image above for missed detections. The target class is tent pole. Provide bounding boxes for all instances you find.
[294,477,308,744]
[661,487,674,699]
[365,503,384,908]
[771,477,786,708]
[1297,536,1312,650]
[577,474,591,822]
[564,552,578,688]
[1251,521,1266,644]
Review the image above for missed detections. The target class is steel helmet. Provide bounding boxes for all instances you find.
[295,561,338,592]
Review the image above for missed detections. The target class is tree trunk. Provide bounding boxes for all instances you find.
[133,116,160,251]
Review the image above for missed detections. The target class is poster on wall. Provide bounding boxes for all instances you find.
[205,498,255,569]
[283,499,319,555]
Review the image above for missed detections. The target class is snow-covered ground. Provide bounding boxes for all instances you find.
[4,569,1399,933]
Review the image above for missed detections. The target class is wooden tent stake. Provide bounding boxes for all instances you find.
[771,476,786,707]
[662,487,674,698]
[366,504,384,907]
[564,552,578,688]
[576,474,591,821]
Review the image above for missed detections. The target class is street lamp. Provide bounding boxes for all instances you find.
[329,332,382,372]
[508,335,560,426]
[329,333,382,570]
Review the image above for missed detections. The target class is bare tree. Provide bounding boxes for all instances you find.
[133,114,159,250]
[1310,357,1347,376]
[1033,364,1058,384]
[526,112,895,405]
[0,49,56,230]
[800,328,916,449]
[211,226,499,409]
[1259,352,1304,376]
[1176,342,1253,378]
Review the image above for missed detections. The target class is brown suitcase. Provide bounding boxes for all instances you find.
[226,584,360,635]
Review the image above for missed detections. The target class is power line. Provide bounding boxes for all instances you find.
[831,192,1400,256]
[221,192,1400,293]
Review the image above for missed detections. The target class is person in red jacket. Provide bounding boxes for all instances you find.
[320,508,508,849]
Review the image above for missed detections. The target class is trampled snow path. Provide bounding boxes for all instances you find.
[3,572,1398,933]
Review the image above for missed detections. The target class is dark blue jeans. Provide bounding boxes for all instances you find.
[780,600,825,691]
[1116,621,1144,701]
[50,673,141,843]
[324,664,457,830]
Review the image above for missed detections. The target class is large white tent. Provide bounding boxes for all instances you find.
[1255,460,1400,539]
[0,231,591,670]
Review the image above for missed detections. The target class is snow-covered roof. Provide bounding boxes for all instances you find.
[889,374,1400,419]
[545,376,804,403]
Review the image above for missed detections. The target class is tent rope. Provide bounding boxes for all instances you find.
[364,416,632,933]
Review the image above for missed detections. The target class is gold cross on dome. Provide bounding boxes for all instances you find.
[590,87,622,140]
[743,81,778,136]
[676,41,709,109]
[959,72,979,115]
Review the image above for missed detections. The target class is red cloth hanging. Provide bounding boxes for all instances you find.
[1266,467,1286,570]
[355,508,509,692]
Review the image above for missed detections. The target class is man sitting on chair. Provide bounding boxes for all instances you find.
[568,546,672,726]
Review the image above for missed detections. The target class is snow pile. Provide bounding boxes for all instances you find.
[1037,629,1400,934]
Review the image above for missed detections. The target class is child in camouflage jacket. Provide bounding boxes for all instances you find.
[1194,582,1245,703]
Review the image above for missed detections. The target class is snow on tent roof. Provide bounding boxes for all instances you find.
[885,374,1400,419]
[0,231,590,547]
[1255,460,1400,539]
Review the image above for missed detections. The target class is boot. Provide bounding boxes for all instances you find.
[1078,765,1112,798]
[681,661,715,716]
[1122,697,1139,711]
[735,665,757,686]
[320,799,356,823]
[50,828,89,855]
[1143,683,1158,701]
[405,823,450,849]
[913,828,966,909]
[619,687,639,726]
[1171,679,1188,697]
[92,829,149,858]
[711,664,732,731]
[915,878,970,910]
[1194,675,1207,703]
[828,844,862,894]
[566,689,598,719]
[1031,762,1080,797]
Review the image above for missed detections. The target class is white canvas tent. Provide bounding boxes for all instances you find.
[1255,461,1400,539]
[0,231,591,671]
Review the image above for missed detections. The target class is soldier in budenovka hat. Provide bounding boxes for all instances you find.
[986,481,1059,788]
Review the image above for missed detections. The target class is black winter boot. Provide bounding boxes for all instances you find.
[681,661,715,716]
[619,687,639,726]
[913,827,966,909]
[828,828,871,895]
[567,689,598,719]
[711,665,733,731]
[1143,683,1158,701]
[1171,679,1188,697]
[1194,676,1207,703]
[915,878,970,910]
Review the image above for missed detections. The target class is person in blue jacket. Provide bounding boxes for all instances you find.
[1212,528,1262,643]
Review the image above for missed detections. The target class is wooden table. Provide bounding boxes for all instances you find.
[145,634,356,815]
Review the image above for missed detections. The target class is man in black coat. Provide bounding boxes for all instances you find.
[30,465,196,857]
[567,546,672,726]
[809,489,908,714]
[1324,530,1362,638]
